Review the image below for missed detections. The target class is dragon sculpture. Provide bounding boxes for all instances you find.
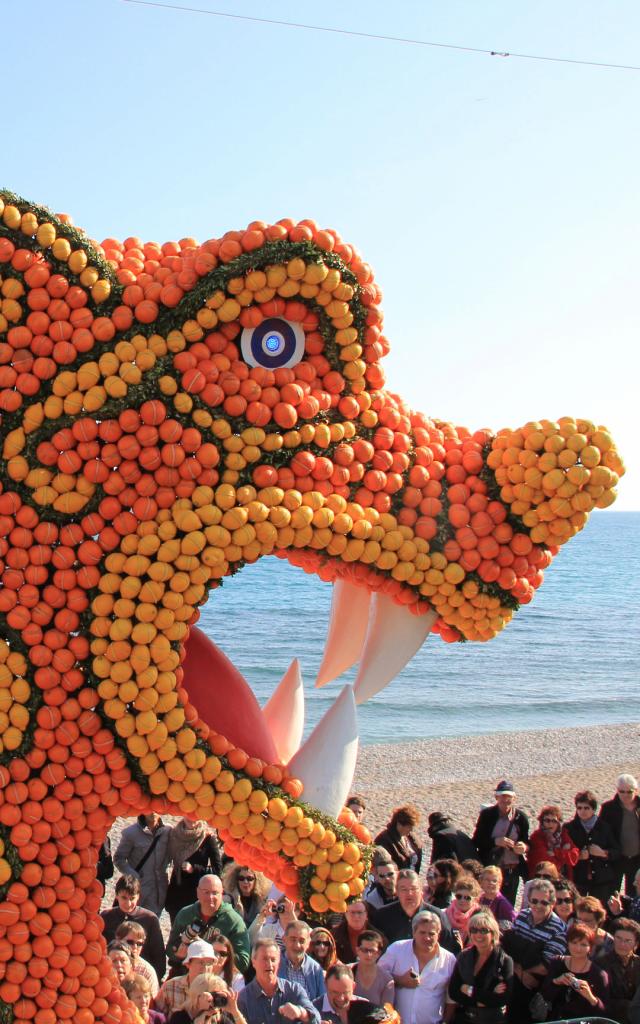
[0,190,624,1024]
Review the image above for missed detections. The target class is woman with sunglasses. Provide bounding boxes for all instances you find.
[445,876,482,944]
[115,920,160,995]
[527,805,579,879]
[309,928,338,972]
[553,879,578,927]
[205,933,238,990]
[352,931,394,1006]
[565,789,621,902]
[221,864,271,928]
[447,910,513,1023]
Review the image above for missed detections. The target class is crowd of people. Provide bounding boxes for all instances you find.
[99,774,640,1024]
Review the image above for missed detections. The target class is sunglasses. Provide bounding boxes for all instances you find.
[238,876,255,883]
[469,927,491,935]
[454,893,473,901]
[618,790,635,795]
[556,897,573,904]
[313,940,331,947]
[530,898,551,907]
[126,939,144,947]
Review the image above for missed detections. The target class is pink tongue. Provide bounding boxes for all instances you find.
[181,626,279,764]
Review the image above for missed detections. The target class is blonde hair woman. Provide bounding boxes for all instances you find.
[478,866,516,930]
[447,910,514,1024]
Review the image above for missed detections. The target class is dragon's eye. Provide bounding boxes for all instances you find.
[240,317,305,369]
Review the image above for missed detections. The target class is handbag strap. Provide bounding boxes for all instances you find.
[134,830,163,874]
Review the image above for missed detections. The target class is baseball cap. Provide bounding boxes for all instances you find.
[494,780,515,795]
[185,939,215,962]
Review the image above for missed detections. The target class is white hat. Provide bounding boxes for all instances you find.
[185,939,215,962]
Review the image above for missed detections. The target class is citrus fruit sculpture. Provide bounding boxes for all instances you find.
[0,190,625,1024]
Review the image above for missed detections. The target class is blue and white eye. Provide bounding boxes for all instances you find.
[241,317,305,369]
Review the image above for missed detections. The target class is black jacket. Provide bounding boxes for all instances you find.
[565,815,620,888]
[374,825,422,873]
[448,945,514,1017]
[369,899,459,955]
[472,806,530,877]
[599,794,640,845]
[428,822,478,863]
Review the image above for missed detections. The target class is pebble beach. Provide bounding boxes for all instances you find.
[107,721,640,883]
[352,721,640,851]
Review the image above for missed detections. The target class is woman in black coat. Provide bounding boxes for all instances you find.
[374,804,422,873]
[428,813,478,863]
[448,910,513,1023]
[165,828,224,924]
[565,790,620,903]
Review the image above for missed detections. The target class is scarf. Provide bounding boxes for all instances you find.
[167,818,209,883]
[581,814,598,833]
[446,899,480,940]
[544,828,562,852]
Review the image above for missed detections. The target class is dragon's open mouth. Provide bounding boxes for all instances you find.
[180,569,437,816]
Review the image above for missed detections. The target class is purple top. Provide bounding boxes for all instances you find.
[480,891,517,925]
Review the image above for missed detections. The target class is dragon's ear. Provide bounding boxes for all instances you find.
[0,192,138,517]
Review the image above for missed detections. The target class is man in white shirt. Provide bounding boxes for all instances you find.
[378,910,456,1024]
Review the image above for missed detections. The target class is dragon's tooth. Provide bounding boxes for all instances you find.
[262,659,305,764]
[287,685,358,817]
[353,596,437,705]
[315,580,372,687]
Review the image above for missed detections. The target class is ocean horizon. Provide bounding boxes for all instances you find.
[198,511,640,747]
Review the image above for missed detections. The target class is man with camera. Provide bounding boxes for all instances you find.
[167,874,251,974]
[249,896,298,947]
[238,938,321,1024]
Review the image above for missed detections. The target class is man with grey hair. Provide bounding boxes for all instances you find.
[370,869,457,953]
[278,920,325,1001]
[600,773,640,895]
[239,938,320,1024]
[506,879,566,1022]
[378,910,456,1023]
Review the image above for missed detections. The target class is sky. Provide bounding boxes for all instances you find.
[5,0,638,507]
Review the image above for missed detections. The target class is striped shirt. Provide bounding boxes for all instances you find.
[511,908,567,962]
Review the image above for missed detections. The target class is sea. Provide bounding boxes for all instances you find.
[198,512,640,746]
